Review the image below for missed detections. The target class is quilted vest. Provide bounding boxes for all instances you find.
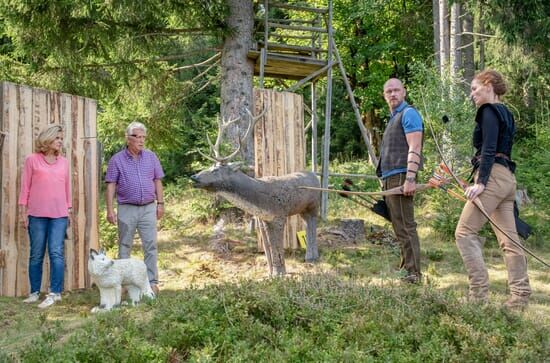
[377,107,423,178]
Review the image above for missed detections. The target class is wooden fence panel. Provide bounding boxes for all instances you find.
[15,85,33,295]
[253,89,306,250]
[0,81,99,297]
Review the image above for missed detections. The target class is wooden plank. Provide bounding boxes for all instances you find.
[270,2,328,14]
[274,92,284,177]
[296,92,306,248]
[259,41,327,55]
[83,98,98,287]
[295,93,306,170]
[265,91,276,177]
[58,93,75,289]
[283,94,293,247]
[263,33,318,40]
[253,90,265,178]
[70,95,82,291]
[49,91,60,125]
[74,96,86,287]
[248,50,328,80]
[267,22,327,33]
[249,50,326,64]
[291,92,305,249]
[15,85,33,296]
[258,17,316,25]
[1,83,20,296]
[0,83,4,294]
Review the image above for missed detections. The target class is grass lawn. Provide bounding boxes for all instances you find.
[1,186,549,361]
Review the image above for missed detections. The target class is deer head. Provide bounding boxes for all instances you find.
[191,106,267,190]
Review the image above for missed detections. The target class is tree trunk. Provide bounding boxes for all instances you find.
[450,1,461,80]
[220,0,255,163]
[439,0,449,77]
[477,1,485,70]
[462,9,474,90]
[364,109,381,156]
[433,0,440,70]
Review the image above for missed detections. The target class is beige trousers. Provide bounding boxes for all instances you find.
[455,164,531,300]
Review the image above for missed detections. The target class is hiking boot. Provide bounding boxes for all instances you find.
[23,292,40,303]
[503,295,529,311]
[38,293,62,309]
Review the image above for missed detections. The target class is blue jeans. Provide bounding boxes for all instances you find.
[27,216,68,294]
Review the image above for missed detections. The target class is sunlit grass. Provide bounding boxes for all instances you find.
[1,162,549,360]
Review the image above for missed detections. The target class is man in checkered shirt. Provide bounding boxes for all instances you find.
[105,121,165,294]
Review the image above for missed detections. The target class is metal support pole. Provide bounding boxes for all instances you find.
[311,81,318,173]
[320,0,333,220]
[259,0,269,88]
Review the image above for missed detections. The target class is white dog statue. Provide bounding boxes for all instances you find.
[88,248,155,313]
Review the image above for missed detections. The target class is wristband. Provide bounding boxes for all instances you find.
[157,202,164,204]
[408,150,422,158]
[407,169,418,174]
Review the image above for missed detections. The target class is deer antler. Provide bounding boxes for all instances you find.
[197,114,240,164]
[197,103,269,164]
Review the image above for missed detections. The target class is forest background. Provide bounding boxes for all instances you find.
[0,1,549,361]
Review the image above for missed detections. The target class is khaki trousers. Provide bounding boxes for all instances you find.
[384,173,421,276]
[117,203,159,285]
[455,164,531,299]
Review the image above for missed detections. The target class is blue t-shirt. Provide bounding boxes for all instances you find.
[381,101,423,179]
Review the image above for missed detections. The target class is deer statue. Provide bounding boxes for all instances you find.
[190,108,320,276]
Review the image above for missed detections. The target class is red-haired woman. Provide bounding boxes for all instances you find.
[455,69,531,310]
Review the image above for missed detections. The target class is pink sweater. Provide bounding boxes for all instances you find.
[18,153,72,218]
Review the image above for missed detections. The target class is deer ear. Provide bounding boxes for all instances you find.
[90,248,97,256]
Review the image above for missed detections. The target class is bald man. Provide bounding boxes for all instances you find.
[376,78,424,283]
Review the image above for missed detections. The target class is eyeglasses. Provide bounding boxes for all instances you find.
[128,134,147,140]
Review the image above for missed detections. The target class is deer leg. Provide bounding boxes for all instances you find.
[259,220,274,276]
[302,211,319,262]
[265,218,286,276]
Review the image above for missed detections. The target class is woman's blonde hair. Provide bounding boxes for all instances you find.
[35,125,64,155]
[474,69,508,96]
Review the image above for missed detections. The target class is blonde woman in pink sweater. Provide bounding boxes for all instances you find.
[18,125,71,309]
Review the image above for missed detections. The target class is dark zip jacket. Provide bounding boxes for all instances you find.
[471,103,516,185]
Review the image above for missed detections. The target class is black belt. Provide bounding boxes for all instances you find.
[123,201,155,206]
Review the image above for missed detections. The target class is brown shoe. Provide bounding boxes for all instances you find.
[503,295,528,311]
[150,284,160,295]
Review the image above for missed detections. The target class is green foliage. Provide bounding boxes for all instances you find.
[482,0,550,59]
[0,0,228,180]
[514,124,550,246]
[98,208,119,252]
[13,275,550,361]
